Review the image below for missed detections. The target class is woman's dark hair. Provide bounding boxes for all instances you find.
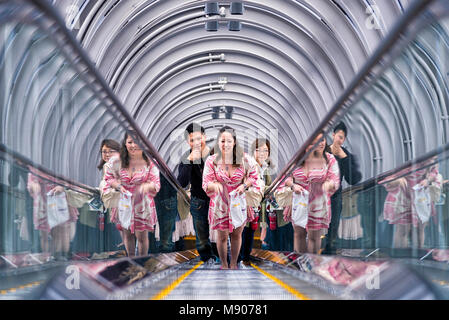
[213,126,244,168]
[300,133,331,167]
[120,131,149,168]
[251,138,274,168]
[97,139,120,170]
[333,121,348,138]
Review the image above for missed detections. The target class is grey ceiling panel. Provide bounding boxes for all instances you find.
[56,0,405,174]
[10,0,437,185]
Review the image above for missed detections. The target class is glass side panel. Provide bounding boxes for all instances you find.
[0,21,184,269]
[270,15,449,262]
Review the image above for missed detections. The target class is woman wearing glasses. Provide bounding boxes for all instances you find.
[239,138,274,266]
[98,139,123,247]
[27,168,80,261]
[278,133,340,254]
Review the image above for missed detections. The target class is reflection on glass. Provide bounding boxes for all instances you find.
[0,17,185,271]
[334,15,449,259]
[379,158,442,249]
[0,150,97,265]
[101,131,161,258]
[272,15,449,262]
[27,166,84,261]
[274,133,341,254]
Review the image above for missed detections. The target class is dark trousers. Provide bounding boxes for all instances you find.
[190,197,214,261]
[266,223,294,251]
[324,195,342,253]
[155,196,178,253]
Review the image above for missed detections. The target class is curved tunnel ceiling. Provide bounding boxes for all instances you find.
[50,0,411,176]
[10,0,449,189]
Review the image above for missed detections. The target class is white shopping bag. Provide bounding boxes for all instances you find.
[291,190,309,228]
[413,185,431,223]
[47,191,70,229]
[118,190,133,230]
[229,190,247,229]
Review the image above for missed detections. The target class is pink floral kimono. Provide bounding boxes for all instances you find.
[202,153,261,233]
[381,163,441,227]
[277,153,340,231]
[102,156,161,233]
[27,170,79,232]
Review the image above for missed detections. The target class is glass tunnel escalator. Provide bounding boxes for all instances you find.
[2,0,449,301]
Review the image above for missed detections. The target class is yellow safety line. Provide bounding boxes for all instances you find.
[0,281,42,295]
[150,261,204,300]
[251,263,311,300]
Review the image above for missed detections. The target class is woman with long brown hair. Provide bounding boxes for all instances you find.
[98,139,120,171]
[202,126,261,269]
[239,138,274,265]
[278,133,340,254]
[102,131,160,257]
[98,139,124,246]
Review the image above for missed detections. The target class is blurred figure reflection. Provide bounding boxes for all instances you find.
[102,131,160,257]
[277,133,340,254]
[26,168,79,261]
[98,139,123,248]
[380,158,442,249]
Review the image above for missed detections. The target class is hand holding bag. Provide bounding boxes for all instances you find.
[229,190,247,229]
[47,191,70,229]
[291,190,309,228]
[118,190,133,230]
[274,187,293,208]
[101,157,121,209]
[242,156,264,207]
[412,185,431,223]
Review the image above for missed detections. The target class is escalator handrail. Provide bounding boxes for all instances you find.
[339,143,449,197]
[0,143,97,196]
[18,0,190,203]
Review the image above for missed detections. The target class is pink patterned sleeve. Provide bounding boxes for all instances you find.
[244,155,260,191]
[326,154,340,196]
[383,181,401,192]
[277,176,292,190]
[102,156,120,194]
[148,162,161,197]
[27,172,39,196]
[276,166,301,191]
[202,155,218,198]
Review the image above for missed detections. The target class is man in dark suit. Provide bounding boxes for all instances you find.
[323,122,362,254]
[177,123,215,262]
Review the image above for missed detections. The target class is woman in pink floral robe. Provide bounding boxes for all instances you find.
[202,126,261,269]
[27,168,79,259]
[277,134,340,254]
[380,158,442,248]
[102,132,160,257]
